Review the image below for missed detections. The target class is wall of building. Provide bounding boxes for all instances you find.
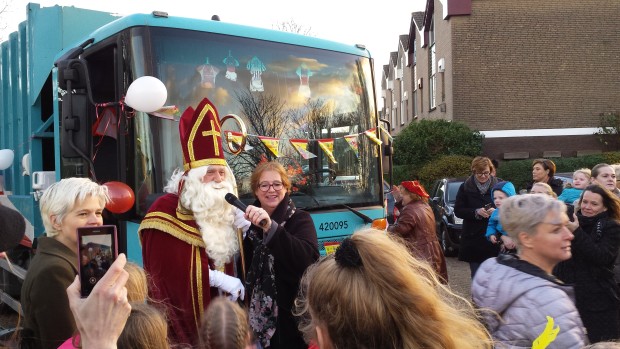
[383,0,619,160]
[451,0,619,132]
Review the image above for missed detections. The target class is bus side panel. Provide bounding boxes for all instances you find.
[126,221,143,267]
[310,208,384,255]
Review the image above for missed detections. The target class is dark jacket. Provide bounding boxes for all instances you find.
[243,194,319,349]
[554,211,620,343]
[20,237,78,349]
[389,200,448,282]
[454,175,500,263]
[526,177,565,196]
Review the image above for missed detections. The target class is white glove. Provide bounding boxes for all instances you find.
[209,269,245,301]
[233,207,251,233]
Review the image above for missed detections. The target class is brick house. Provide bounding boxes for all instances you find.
[381,0,620,161]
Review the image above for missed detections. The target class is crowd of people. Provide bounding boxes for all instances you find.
[456,156,620,347]
[7,96,620,349]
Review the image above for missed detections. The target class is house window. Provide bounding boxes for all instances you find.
[412,90,417,118]
[429,16,436,109]
[400,79,405,125]
[391,106,397,130]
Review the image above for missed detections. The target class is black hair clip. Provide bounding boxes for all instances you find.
[335,238,363,268]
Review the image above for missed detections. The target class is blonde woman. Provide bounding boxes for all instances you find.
[296,228,493,349]
[472,194,587,348]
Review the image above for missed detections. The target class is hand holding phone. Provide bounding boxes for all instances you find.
[77,225,118,298]
[484,203,494,210]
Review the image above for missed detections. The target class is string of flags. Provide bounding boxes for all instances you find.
[224,126,389,164]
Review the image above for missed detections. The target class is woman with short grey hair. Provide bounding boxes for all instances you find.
[20,177,110,349]
[472,194,587,348]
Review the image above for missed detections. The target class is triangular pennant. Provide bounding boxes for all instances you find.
[344,135,359,157]
[318,139,337,164]
[289,139,317,160]
[92,107,118,139]
[150,105,179,120]
[364,128,383,145]
[258,136,281,157]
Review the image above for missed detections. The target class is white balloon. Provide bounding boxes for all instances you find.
[0,149,15,170]
[124,76,167,113]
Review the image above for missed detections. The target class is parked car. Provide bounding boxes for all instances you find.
[554,172,574,186]
[429,177,467,257]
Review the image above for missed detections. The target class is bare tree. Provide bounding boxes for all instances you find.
[227,89,295,179]
[272,18,313,36]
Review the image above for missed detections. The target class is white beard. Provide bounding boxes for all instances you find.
[180,175,237,269]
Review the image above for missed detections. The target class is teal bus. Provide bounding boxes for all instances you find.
[0,3,391,311]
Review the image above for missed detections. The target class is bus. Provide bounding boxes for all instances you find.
[0,3,391,312]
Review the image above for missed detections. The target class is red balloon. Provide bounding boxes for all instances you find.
[103,181,135,214]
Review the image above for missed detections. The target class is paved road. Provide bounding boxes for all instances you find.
[446,256,472,299]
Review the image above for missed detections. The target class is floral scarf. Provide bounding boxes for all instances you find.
[246,196,296,348]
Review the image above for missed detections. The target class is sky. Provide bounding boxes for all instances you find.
[0,0,427,108]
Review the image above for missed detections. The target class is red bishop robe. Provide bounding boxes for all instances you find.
[138,193,234,347]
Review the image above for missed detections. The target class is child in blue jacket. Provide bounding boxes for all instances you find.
[557,168,591,205]
[485,181,516,253]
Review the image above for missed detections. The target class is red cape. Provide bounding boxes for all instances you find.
[139,193,234,346]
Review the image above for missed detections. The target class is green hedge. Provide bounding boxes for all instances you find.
[497,151,620,191]
[390,151,620,192]
[417,155,472,188]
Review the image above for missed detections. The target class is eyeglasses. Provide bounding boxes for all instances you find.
[475,171,491,177]
[258,182,284,192]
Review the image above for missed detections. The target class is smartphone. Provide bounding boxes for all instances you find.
[77,225,118,297]
[484,203,494,210]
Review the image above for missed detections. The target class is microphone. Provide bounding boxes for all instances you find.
[224,193,268,227]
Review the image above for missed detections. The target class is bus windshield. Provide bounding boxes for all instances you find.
[131,27,382,215]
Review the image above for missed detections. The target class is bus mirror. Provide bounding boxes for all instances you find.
[61,92,91,158]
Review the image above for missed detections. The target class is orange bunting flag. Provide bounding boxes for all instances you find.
[258,136,280,157]
[344,135,359,157]
[364,128,383,145]
[289,139,317,160]
[318,139,337,164]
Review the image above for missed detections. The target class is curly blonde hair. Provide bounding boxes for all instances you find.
[295,228,492,349]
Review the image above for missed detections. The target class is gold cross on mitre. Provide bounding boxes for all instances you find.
[202,120,221,156]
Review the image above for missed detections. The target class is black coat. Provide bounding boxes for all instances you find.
[554,211,620,343]
[454,175,500,263]
[243,195,319,349]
